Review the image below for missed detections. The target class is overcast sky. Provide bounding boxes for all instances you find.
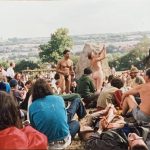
[0,0,150,38]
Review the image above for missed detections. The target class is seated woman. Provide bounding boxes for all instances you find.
[29,79,85,149]
[0,91,48,149]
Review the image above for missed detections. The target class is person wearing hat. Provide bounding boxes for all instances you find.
[129,67,145,88]
[77,67,99,108]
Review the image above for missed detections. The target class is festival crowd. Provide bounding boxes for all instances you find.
[0,47,150,150]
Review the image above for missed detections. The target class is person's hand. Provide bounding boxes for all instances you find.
[107,122,125,129]
[99,117,109,130]
[70,71,75,76]
[23,120,30,126]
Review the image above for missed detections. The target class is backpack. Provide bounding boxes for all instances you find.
[85,130,128,150]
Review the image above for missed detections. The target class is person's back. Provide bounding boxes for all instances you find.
[29,95,70,142]
[0,91,48,149]
[0,126,47,149]
[97,86,118,108]
[77,74,95,98]
[138,83,150,115]
[97,77,124,108]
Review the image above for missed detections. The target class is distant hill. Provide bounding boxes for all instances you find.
[0,31,150,61]
[109,36,150,71]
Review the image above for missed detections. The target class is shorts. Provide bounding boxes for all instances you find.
[132,106,150,123]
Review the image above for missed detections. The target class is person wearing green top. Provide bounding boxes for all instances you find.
[77,67,99,108]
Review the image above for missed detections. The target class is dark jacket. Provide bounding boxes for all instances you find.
[77,75,95,98]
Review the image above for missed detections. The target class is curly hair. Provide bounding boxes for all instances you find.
[32,78,53,102]
[111,77,124,89]
[0,91,22,130]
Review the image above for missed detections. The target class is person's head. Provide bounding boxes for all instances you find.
[32,78,53,102]
[84,67,93,75]
[0,82,6,92]
[144,68,150,83]
[130,67,139,79]
[25,80,32,89]
[10,62,15,68]
[111,77,124,89]
[14,73,21,81]
[9,79,18,89]
[0,91,22,130]
[108,75,114,83]
[128,133,148,150]
[88,50,97,59]
[63,49,70,59]
[54,73,60,80]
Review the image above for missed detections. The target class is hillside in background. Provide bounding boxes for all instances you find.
[0,31,150,62]
[109,36,150,70]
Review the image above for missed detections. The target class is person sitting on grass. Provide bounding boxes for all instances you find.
[29,79,86,149]
[77,67,99,108]
[122,68,150,123]
[0,91,48,149]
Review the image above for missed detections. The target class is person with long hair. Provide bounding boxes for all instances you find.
[0,91,48,149]
[29,79,83,149]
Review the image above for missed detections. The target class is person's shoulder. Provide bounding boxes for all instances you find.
[57,59,63,65]
[6,67,10,71]
[68,59,73,63]
[58,59,64,63]
[47,94,63,100]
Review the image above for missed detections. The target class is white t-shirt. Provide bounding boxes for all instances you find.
[6,67,15,78]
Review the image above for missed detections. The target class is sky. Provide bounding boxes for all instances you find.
[0,0,150,38]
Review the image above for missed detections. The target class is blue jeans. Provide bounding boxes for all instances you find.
[67,98,87,138]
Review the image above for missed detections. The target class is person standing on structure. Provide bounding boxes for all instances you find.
[56,50,74,93]
[88,45,106,93]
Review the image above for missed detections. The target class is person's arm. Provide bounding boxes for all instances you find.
[56,61,65,75]
[89,78,96,93]
[95,45,106,61]
[122,85,141,100]
[69,61,75,76]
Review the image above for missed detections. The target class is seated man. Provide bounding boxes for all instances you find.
[97,77,124,109]
[122,68,150,123]
[128,66,145,88]
[29,79,86,149]
[77,67,99,108]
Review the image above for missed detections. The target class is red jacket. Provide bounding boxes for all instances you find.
[0,126,48,149]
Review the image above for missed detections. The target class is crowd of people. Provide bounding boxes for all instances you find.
[0,48,150,150]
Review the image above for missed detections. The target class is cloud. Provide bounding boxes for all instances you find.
[0,0,150,38]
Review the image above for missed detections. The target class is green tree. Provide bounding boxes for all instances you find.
[15,60,40,72]
[0,61,9,70]
[39,28,73,63]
